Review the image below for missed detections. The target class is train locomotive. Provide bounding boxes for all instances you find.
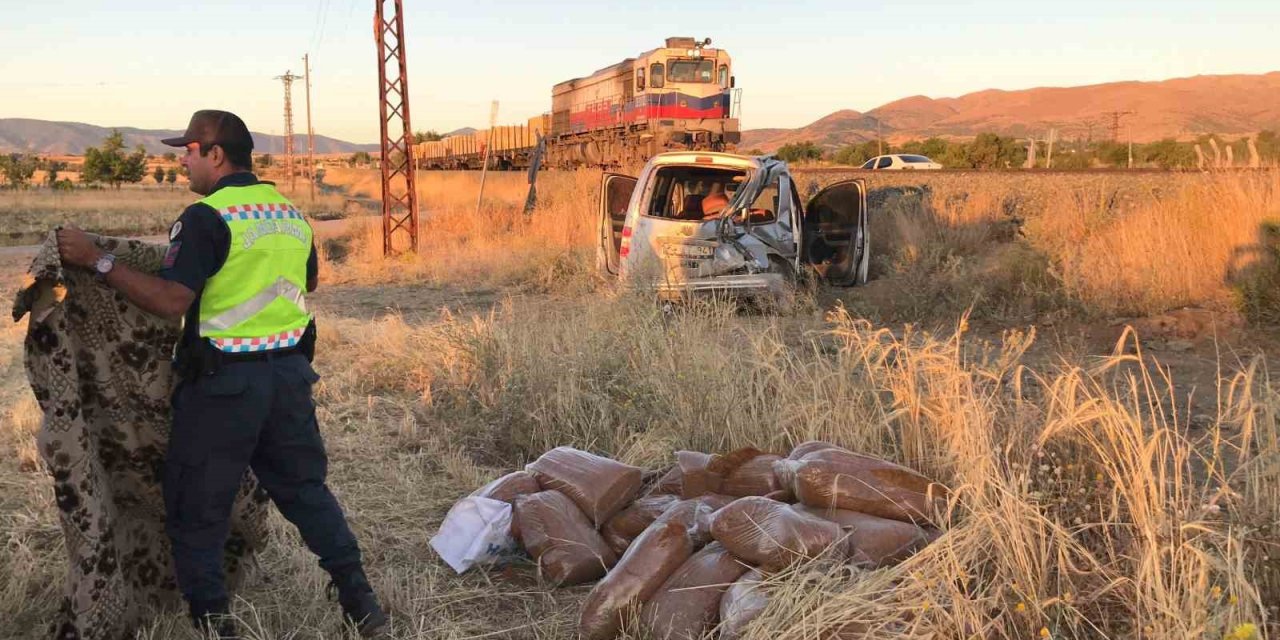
[413,37,741,170]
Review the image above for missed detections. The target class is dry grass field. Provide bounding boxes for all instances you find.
[0,182,356,247]
[1,167,1278,639]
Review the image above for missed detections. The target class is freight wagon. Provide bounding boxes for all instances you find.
[412,37,741,170]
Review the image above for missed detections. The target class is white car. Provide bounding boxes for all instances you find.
[598,152,869,301]
[859,154,943,170]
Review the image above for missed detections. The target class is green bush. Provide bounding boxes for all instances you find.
[776,141,825,163]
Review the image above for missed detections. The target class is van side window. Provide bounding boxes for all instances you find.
[876,156,893,169]
[785,179,804,231]
[636,69,645,91]
[860,158,876,170]
[650,63,665,89]
[748,174,780,223]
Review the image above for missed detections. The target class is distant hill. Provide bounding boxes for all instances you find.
[742,72,1280,152]
[0,118,380,155]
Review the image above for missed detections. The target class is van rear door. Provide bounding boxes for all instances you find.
[598,173,638,276]
[802,179,868,286]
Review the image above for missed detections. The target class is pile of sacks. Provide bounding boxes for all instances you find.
[441,442,948,640]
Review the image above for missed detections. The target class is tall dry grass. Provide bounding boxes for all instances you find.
[869,170,1280,322]
[322,170,601,291]
[1043,172,1280,317]
[4,169,1279,638]
[303,288,1279,639]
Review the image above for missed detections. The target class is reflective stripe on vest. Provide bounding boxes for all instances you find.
[195,183,313,353]
[209,325,308,354]
[198,276,306,333]
[218,202,306,222]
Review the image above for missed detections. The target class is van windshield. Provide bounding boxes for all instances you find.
[667,59,715,83]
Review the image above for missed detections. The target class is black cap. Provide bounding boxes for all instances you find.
[162,110,254,151]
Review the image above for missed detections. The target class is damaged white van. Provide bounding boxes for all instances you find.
[597,152,869,300]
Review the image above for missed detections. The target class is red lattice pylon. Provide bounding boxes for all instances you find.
[374,0,419,255]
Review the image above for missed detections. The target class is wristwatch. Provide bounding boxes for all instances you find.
[94,253,116,281]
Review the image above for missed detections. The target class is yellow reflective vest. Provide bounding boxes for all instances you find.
[196,183,313,353]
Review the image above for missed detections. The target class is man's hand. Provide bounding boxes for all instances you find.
[56,226,103,269]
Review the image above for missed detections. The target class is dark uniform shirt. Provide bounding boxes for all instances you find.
[159,172,317,357]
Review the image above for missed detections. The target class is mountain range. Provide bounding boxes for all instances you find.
[5,72,1279,156]
[741,72,1280,152]
[0,118,380,156]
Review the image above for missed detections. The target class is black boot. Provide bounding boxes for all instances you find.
[328,566,389,638]
[188,598,239,639]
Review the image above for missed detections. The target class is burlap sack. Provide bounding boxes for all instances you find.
[710,497,842,571]
[578,499,717,640]
[781,449,948,524]
[675,450,721,498]
[473,471,542,539]
[642,542,750,640]
[514,491,616,585]
[792,504,937,568]
[787,440,845,460]
[719,568,768,640]
[526,447,643,526]
[722,453,786,497]
[601,494,680,556]
[472,470,541,503]
[648,465,684,496]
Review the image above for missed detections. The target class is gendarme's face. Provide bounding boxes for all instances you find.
[181,142,214,195]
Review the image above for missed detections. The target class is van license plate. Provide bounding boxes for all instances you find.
[662,244,714,259]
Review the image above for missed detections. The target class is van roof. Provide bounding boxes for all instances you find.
[650,151,775,171]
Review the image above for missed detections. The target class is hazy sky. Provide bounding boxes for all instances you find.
[1,0,1276,143]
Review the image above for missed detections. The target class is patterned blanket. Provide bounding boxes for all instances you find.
[12,232,271,640]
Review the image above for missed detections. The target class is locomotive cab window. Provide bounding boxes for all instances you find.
[636,69,645,91]
[650,63,665,89]
[718,65,729,88]
[669,59,714,83]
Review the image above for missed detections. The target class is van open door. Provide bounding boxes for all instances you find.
[598,173,638,276]
[802,179,868,286]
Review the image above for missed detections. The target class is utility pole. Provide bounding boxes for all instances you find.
[274,70,303,193]
[1046,128,1056,169]
[375,0,419,254]
[304,54,316,202]
[476,100,498,214]
[877,119,883,157]
[1127,119,1134,169]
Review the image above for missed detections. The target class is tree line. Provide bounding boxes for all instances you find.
[765,131,1280,169]
[0,130,184,189]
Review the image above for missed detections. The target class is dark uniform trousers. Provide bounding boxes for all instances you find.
[164,350,362,603]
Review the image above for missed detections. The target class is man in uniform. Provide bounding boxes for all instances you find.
[56,110,388,638]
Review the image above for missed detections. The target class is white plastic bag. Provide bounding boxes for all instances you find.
[430,496,520,573]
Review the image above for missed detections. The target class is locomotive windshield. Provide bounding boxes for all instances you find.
[667,59,715,83]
